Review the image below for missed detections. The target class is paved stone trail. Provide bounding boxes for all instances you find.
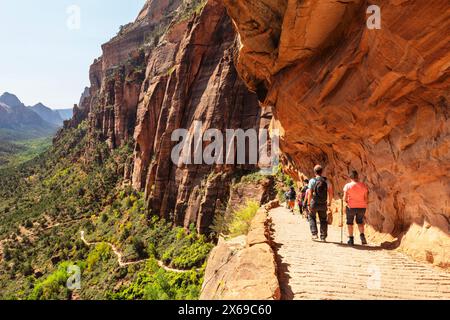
[270,206,450,300]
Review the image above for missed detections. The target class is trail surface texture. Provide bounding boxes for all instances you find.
[270,207,450,300]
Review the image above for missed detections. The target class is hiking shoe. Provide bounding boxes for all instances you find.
[312,235,319,241]
[321,237,327,242]
[347,237,355,246]
[360,234,368,245]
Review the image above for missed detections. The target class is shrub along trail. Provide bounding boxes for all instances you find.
[80,231,200,273]
[0,217,89,257]
[270,206,450,300]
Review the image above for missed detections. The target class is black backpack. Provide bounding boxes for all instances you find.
[287,189,296,201]
[312,177,328,209]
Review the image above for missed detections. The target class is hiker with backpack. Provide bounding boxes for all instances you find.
[303,187,311,219]
[343,170,369,246]
[286,186,297,213]
[307,165,334,241]
[298,179,309,217]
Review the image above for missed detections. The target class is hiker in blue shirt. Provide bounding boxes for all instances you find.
[307,165,334,241]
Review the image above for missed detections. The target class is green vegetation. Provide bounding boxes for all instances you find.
[178,0,208,22]
[28,261,85,300]
[210,170,271,238]
[87,188,213,269]
[167,65,177,76]
[107,259,202,300]
[275,163,294,187]
[0,125,56,142]
[212,200,260,238]
[235,171,267,185]
[86,243,112,272]
[0,137,52,169]
[117,23,133,37]
[228,201,260,237]
[0,2,232,300]
[0,120,126,237]
[0,120,212,300]
[275,164,294,202]
[125,48,147,83]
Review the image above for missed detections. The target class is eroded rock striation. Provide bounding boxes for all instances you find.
[68,0,268,234]
[223,0,450,267]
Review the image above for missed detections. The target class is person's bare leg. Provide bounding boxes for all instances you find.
[347,224,354,237]
[358,223,367,244]
[358,223,365,235]
[347,224,355,245]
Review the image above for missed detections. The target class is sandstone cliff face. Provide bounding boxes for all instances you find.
[223,0,450,267]
[132,0,268,233]
[69,0,265,234]
[201,201,281,300]
[68,0,185,145]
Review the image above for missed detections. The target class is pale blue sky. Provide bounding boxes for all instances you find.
[0,0,146,109]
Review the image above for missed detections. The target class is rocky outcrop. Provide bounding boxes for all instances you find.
[129,0,268,234]
[200,201,281,300]
[67,0,183,146]
[67,0,267,234]
[227,176,275,216]
[223,0,450,267]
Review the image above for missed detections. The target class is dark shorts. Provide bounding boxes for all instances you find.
[346,208,366,225]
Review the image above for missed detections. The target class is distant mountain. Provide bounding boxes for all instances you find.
[0,102,11,112]
[29,103,64,126]
[0,92,58,141]
[55,108,73,121]
[0,92,25,108]
[29,104,73,125]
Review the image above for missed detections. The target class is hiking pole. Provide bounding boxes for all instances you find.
[340,197,344,244]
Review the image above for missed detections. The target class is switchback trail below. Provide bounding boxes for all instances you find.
[270,206,450,300]
[80,231,200,273]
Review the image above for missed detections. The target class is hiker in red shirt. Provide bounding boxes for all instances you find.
[343,170,369,246]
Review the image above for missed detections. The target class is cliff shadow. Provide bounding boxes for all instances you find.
[332,196,409,252]
[329,242,384,251]
[269,226,295,300]
[366,218,410,251]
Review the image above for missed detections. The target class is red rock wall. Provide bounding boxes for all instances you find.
[201,202,281,300]
[223,0,450,267]
[132,1,265,233]
[70,0,265,234]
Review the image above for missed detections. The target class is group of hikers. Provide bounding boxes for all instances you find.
[284,165,369,246]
